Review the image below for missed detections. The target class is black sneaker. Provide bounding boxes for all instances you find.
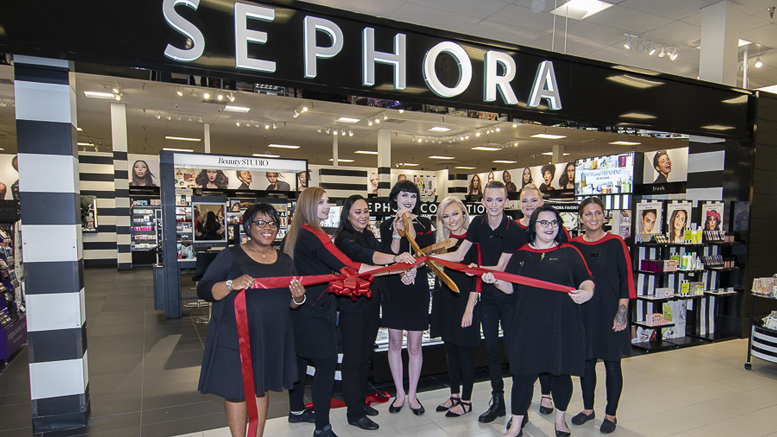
[313,424,338,437]
[289,408,315,423]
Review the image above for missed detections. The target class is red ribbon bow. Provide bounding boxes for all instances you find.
[327,267,373,300]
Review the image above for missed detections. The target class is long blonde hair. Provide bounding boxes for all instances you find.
[284,187,326,259]
[436,196,470,243]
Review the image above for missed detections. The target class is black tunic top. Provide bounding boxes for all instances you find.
[291,226,361,358]
[570,233,635,361]
[379,216,434,331]
[197,246,298,400]
[505,244,593,377]
[430,234,481,347]
[334,228,382,313]
[466,214,522,300]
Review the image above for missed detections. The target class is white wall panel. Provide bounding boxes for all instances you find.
[18,154,78,193]
[26,292,82,332]
[29,357,87,400]
[22,224,79,262]
[688,151,725,173]
[14,81,74,124]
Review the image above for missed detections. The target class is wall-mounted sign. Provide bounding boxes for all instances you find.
[173,153,306,173]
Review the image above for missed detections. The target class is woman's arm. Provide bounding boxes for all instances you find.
[461,291,478,328]
[373,251,415,265]
[569,279,595,304]
[613,298,629,331]
[481,271,514,294]
[433,240,472,262]
[289,279,306,309]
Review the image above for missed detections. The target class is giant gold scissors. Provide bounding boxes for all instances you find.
[397,215,459,293]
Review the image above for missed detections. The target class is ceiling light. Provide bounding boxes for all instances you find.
[367,120,373,126]
[272,123,278,129]
[493,160,517,164]
[551,0,613,20]
[658,47,666,58]
[382,112,388,120]
[472,146,500,151]
[236,119,241,126]
[176,114,182,121]
[268,144,300,149]
[374,117,381,124]
[495,127,501,132]
[190,89,198,98]
[455,166,476,170]
[398,109,405,113]
[700,125,735,131]
[317,127,322,133]
[166,113,172,121]
[512,122,518,128]
[162,148,194,152]
[253,153,281,158]
[755,57,764,68]
[155,112,161,120]
[176,87,183,97]
[217,93,223,101]
[293,110,300,118]
[77,142,92,146]
[336,117,361,123]
[325,127,331,134]
[198,116,203,123]
[355,150,379,155]
[112,86,119,94]
[429,155,455,159]
[76,127,82,131]
[187,116,192,122]
[114,93,122,101]
[332,129,338,135]
[738,39,752,47]
[224,105,251,113]
[647,42,657,56]
[348,129,353,136]
[620,112,657,119]
[301,104,309,113]
[341,129,347,136]
[329,158,354,162]
[417,137,423,143]
[609,140,641,145]
[165,136,201,141]
[203,92,210,99]
[228,92,235,102]
[264,122,271,129]
[531,133,567,139]
[669,48,678,61]
[476,132,482,137]
[428,127,451,132]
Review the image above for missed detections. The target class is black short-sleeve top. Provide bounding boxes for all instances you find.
[466,214,522,298]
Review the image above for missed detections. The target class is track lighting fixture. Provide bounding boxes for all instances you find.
[624,34,635,50]
[198,116,203,123]
[190,89,198,98]
[187,116,192,122]
[272,123,278,129]
[217,93,223,101]
[228,92,235,102]
[177,114,182,121]
[176,87,183,97]
[348,129,353,136]
[155,112,161,120]
[236,119,241,126]
[658,47,666,58]
[755,57,764,68]
[317,127,322,134]
[203,92,210,99]
[166,113,172,121]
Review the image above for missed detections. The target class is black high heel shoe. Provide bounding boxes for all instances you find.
[388,398,403,414]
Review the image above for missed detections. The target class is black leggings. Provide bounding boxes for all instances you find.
[511,374,572,416]
[444,342,475,400]
[539,373,551,396]
[581,359,623,417]
[289,355,338,430]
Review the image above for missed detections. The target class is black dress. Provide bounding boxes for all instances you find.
[505,244,593,377]
[197,246,298,401]
[430,234,481,347]
[290,226,361,359]
[379,216,434,331]
[570,233,635,361]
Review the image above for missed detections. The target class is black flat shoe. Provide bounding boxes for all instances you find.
[506,413,529,430]
[571,411,595,426]
[410,400,425,416]
[555,423,571,437]
[539,395,554,415]
[600,418,617,434]
[388,398,403,414]
[347,416,379,431]
[445,400,471,417]
[436,396,459,412]
[364,404,379,416]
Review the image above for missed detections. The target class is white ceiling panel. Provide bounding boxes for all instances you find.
[642,20,701,47]
[486,4,557,32]
[404,0,512,20]
[301,0,406,19]
[619,0,710,20]
[387,3,483,31]
[583,4,675,35]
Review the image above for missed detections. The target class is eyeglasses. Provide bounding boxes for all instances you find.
[252,220,278,229]
[537,220,559,228]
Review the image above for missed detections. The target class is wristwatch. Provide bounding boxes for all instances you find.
[225,279,233,291]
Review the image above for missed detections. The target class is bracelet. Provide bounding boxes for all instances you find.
[293,295,306,305]
[393,255,398,263]
[392,233,401,240]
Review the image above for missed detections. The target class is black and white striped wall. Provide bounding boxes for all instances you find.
[446,173,468,199]
[79,152,118,267]
[14,56,90,431]
[686,140,726,202]
[318,167,369,202]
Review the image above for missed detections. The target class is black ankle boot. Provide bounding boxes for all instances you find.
[478,393,506,423]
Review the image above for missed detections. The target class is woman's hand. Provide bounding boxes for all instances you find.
[231,274,255,290]
[569,288,593,304]
[466,263,479,277]
[401,267,417,285]
[461,310,473,328]
[612,301,628,332]
[395,252,416,264]
[289,279,306,307]
[481,271,497,284]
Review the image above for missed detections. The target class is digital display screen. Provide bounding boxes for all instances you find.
[575,152,634,196]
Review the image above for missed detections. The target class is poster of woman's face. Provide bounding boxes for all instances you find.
[0,154,18,200]
[636,201,663,235]
[368,172,378,194]
[701,202,724,232]
[666,202,692,243]
[128,154,160,187]
[643,148,688,184]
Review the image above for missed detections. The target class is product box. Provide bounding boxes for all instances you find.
[645,313,664,326]
[655,288,674,298]
[690,281,704,295]
[640,259,678,272]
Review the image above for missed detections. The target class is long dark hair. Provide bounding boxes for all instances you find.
[389,180,421,214]
[558,162,575,188]
[195,169,229,189]
[526,205,567,245]
[335,195,368,240]
[131,160,156,186]
[242,203,280,237]
[203,211,219,232]
[521,167,533,188]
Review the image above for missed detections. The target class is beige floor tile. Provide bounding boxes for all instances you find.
[685,416,772,437]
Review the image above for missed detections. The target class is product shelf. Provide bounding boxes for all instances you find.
[633,321,675,329]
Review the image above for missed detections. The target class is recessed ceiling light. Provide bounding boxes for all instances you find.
[428,127,451,132]
[609,141,641,146]
[400,163,420,166]
[253,153,280,158]
[355,150,379,155]
[224,105,251,113]
[268,144,300,149]
[738,39,752,47]
[455,166,476,170]
[700,125,735,131]
[429,155,455,159]
[76,127,83,131]
[531,134,567,139]
[164,136,201,142]
[541,152,571,156]
[472,146,500,151]
[162,148,194,152]
[493,160,517,164]
[550,0,613,20]
[336,117,361,124]
[83,91,115,99]
[77,142,92,146]
[328,158,355,162]
[620,113,657,119]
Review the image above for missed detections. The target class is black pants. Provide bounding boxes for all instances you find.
[511,374,572,416]
[539,373,551,396]
[289,355,338,430]
[480,293,515,395]
[444,342,475,400]
[339,303,381,421]
[581,359,623,416]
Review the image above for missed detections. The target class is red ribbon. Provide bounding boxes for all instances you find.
[233,256,572,432]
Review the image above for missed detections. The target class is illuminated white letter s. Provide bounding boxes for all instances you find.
[163,0,205,62]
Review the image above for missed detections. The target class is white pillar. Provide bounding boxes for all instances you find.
[552,144,564,164]
[110,102,131,270]
[332,134,339,167]
[377,129,392,196]
[203,123,211,153]
[699,1,740,86]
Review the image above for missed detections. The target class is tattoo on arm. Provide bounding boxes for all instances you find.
[615,304,627,325]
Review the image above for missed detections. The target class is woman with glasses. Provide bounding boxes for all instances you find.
[197,203,306,437]
[482,205,594,437]
[569,197,634,434]
[333,195,415,431]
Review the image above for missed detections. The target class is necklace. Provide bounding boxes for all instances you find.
[530,242,558,261]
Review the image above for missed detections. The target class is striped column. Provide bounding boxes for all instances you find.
[446,173,468,199]
[111,103,131,270]
[318,168,369,203]
[14,56,89,431]
[79,152,117,266]
[377,129,392,196]
[686,139,725,202]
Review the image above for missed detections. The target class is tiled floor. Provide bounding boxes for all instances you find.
[1,267,777,437]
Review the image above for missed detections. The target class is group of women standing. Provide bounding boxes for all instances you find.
[196,178,634,437]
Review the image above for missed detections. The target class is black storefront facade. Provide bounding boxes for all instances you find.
[2,0,776,431]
